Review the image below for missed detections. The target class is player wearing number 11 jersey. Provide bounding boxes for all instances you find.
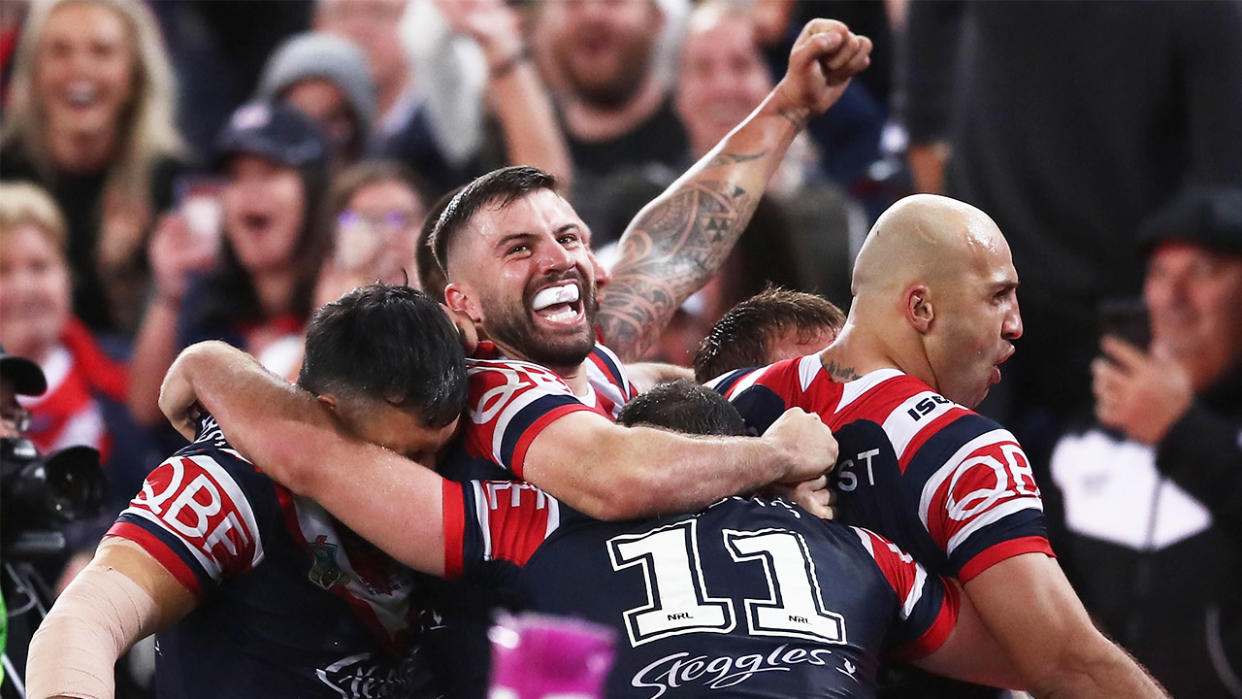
[443,381,1024,697]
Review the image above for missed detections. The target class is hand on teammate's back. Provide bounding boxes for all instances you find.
[761,407,838,485]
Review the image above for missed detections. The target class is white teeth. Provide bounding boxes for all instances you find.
[545,308,578,324]
[66,81,97,106]
[531,283,579,311]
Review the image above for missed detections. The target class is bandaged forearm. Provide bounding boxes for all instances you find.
[25,566,161,699]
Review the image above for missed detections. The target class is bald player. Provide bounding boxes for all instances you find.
[716,194,1166,697]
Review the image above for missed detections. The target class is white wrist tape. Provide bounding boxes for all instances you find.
[25,566,161,699]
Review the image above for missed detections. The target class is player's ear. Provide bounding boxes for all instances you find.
[444,282,483,324]
[316,394,338,412]
[906,284,934,333]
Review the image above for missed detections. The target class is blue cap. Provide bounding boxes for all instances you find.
[214,100,326,170]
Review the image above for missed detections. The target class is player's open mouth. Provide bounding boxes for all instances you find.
[530,282,584,326]
[991,348,1014,384]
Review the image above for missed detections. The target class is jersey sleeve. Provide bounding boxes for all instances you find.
[851,527,959,660]
[719,359,804,434]
[464,359,597,477]
[915,421,1054,581]
[443,479,562,580]
[106,450,268,597]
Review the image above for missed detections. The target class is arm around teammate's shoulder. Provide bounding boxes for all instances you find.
[964,553,1168,698]
[521,407,837,520]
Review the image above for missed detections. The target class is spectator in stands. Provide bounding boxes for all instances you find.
[694,287,844,383]
[255,32,376,174]
[0,0,187,336]
[903,2,1242,457]
[128,101,330,426]
[313,159,427,306]
[534,0,688,242]
[1049,186,1242,696]
[0,181,131,468]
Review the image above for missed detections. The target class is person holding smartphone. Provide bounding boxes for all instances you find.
[1049,186,1242,696]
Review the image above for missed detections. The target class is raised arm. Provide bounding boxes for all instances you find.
[159,342,452,574]
[598,19,871,360]
[25,538,196,699]
[436,0,574,188]
[520,405,836,521]
[964,553,1167,698]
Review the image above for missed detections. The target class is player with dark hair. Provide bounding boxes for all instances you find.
[152,347,1027,695]
[694,287,845,384]
[617,378,749,436]
[714,194,1166,697]
[27,284,464,699]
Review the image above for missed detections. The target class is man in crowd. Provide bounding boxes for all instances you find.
[26,285,465,698]
[716,193,1167,697]
[1050,186,1242,695]
[534,0,687,241]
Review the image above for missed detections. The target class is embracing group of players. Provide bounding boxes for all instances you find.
[26,19,1167,699]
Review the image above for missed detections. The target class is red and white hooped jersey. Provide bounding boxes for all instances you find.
[715,356,1054,582]
[462,341,637,478]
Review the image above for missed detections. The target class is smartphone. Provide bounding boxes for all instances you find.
[1098,297,1151,349]
[173,174,224,242]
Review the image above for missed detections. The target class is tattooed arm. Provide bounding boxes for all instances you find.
[598,19,873,361]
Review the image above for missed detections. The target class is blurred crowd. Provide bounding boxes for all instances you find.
[1,0,1241,696]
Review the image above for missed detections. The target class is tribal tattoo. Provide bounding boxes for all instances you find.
[598,177,758,360]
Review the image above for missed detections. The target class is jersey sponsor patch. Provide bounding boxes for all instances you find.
[917,429,1045,575]
[113,453,263,592]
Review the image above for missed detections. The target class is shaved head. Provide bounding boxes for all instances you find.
[837,194,1022,407]
[853,194,1007,297]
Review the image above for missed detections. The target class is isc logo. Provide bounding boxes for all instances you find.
[132,455,256,567]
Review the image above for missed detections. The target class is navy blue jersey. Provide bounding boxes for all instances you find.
[442,480,959,697]
[108,417,438,698]
[715,357,1053,583]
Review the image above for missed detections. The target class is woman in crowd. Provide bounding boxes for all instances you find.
[313,159,427,307]
[0,0,186,336]
[0,181,133,473]
[128,101,330,425]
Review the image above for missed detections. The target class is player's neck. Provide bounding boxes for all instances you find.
[551,360,591,395]
[818,327,903,383]
[494,340,592,395]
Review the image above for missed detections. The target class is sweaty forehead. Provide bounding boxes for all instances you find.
[452,190,586,258]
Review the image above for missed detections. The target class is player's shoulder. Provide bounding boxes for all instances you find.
[467,348,569,385]
[178,415,256,470]
[157,414,283,511]
[852,371,1016,458]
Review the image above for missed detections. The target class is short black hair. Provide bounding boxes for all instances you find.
[694,287,845,383]
[428,166,559,274]
[618,379,747,437]
[416,185,462,301]
[297,283,467,427]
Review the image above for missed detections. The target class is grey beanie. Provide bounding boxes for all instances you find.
[256,32,377,137]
